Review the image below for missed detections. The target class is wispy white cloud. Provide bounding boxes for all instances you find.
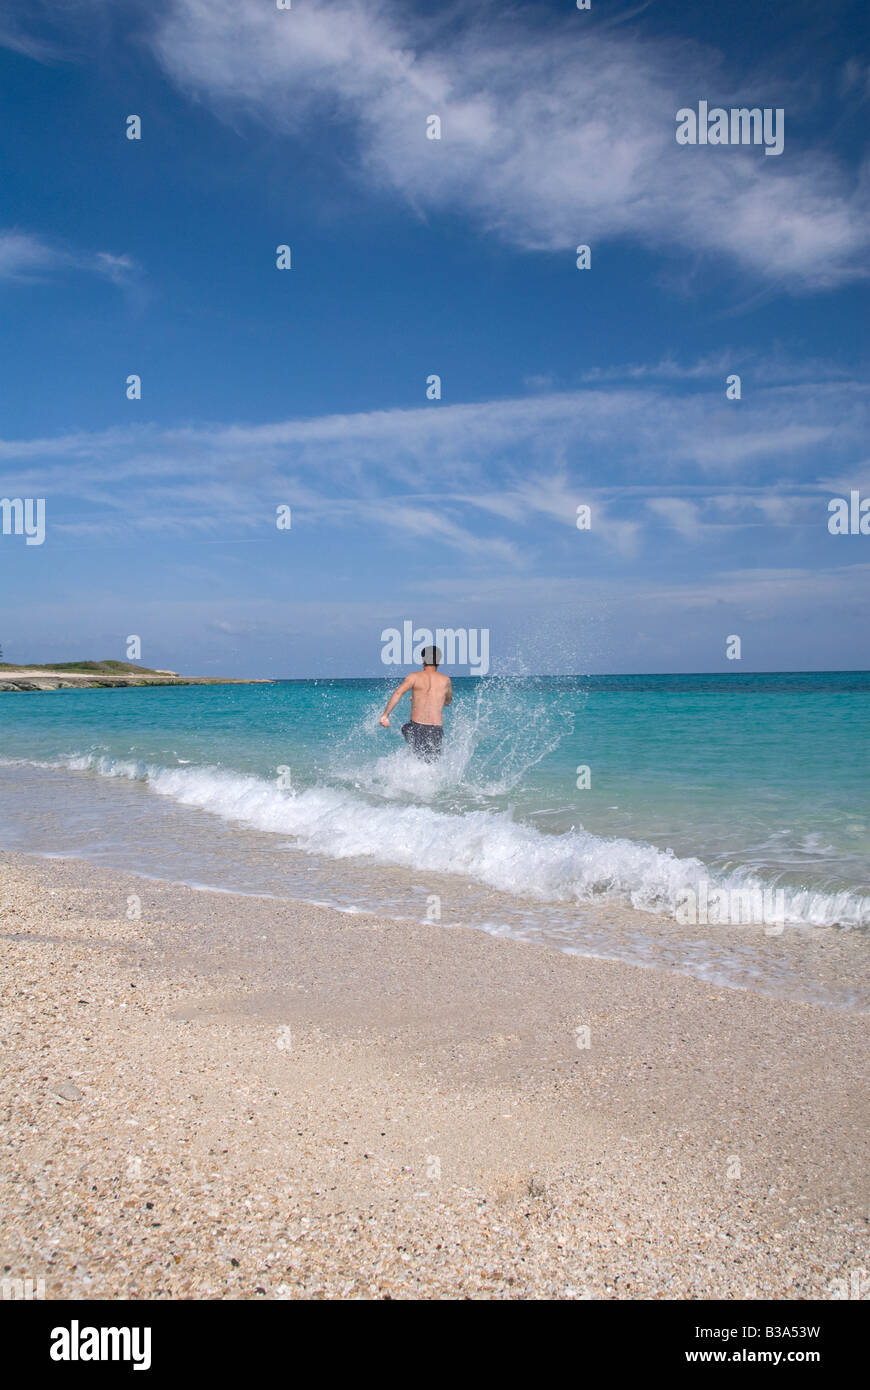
[411,561,870,618]
[0,0,120,65]
[580,354,735,384]
[689,423,836,468]
[0,231,59,280]
[630,563,870,613]
[647,497,702,540]
[455,472,643,556]
[0,19,62,63]
[573,351,866,388]
[146,0,869,289]
[839,59,870,102]
[0,229,140,287]
[92,251,137,286]
[0,375,864,564]
[0,381,864,483]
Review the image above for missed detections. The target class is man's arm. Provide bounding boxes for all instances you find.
[444,677,453,706]
[380,674,414,727]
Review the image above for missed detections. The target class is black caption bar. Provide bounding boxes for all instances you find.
[8,1298,864,1374]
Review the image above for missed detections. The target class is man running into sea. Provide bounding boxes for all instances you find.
[379,646,452,761]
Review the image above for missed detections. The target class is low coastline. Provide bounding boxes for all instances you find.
[2,849,867,1299]
[0,668,271,692]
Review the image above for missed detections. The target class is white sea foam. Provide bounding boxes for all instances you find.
[20,752,868,930]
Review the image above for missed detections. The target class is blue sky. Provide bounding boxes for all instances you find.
[0,0,868,676]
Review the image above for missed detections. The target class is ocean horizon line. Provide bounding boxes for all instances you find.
[258,667,870,681]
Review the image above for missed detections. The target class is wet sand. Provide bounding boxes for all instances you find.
[1,850,867,1299]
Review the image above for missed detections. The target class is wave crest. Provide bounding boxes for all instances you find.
[18,752,867,930]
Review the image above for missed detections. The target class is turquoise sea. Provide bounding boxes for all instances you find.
[1,672,868,998]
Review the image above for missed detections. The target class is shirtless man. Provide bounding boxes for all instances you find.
[379,646,452,761]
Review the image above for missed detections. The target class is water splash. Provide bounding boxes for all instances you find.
[326,675,577,804]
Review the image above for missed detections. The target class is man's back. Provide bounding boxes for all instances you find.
[380,654,452,760]
[409,668,451,726]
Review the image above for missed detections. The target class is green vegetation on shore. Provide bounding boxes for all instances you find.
[0,660,171,674]
[0,659,270,691]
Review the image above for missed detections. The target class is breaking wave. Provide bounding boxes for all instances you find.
[11,752,867,930]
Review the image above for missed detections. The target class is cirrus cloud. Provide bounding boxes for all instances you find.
[147,0,870,290]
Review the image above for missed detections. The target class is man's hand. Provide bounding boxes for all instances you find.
[379,714,390,728]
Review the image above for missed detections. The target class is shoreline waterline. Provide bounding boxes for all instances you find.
[2,671,867,1007]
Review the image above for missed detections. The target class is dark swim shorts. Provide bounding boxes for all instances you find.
[401,720,443,762]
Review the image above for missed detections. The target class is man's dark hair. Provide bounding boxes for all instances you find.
[421,645,442,667]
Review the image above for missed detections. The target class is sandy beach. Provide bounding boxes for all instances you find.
[1,848,866,1300]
